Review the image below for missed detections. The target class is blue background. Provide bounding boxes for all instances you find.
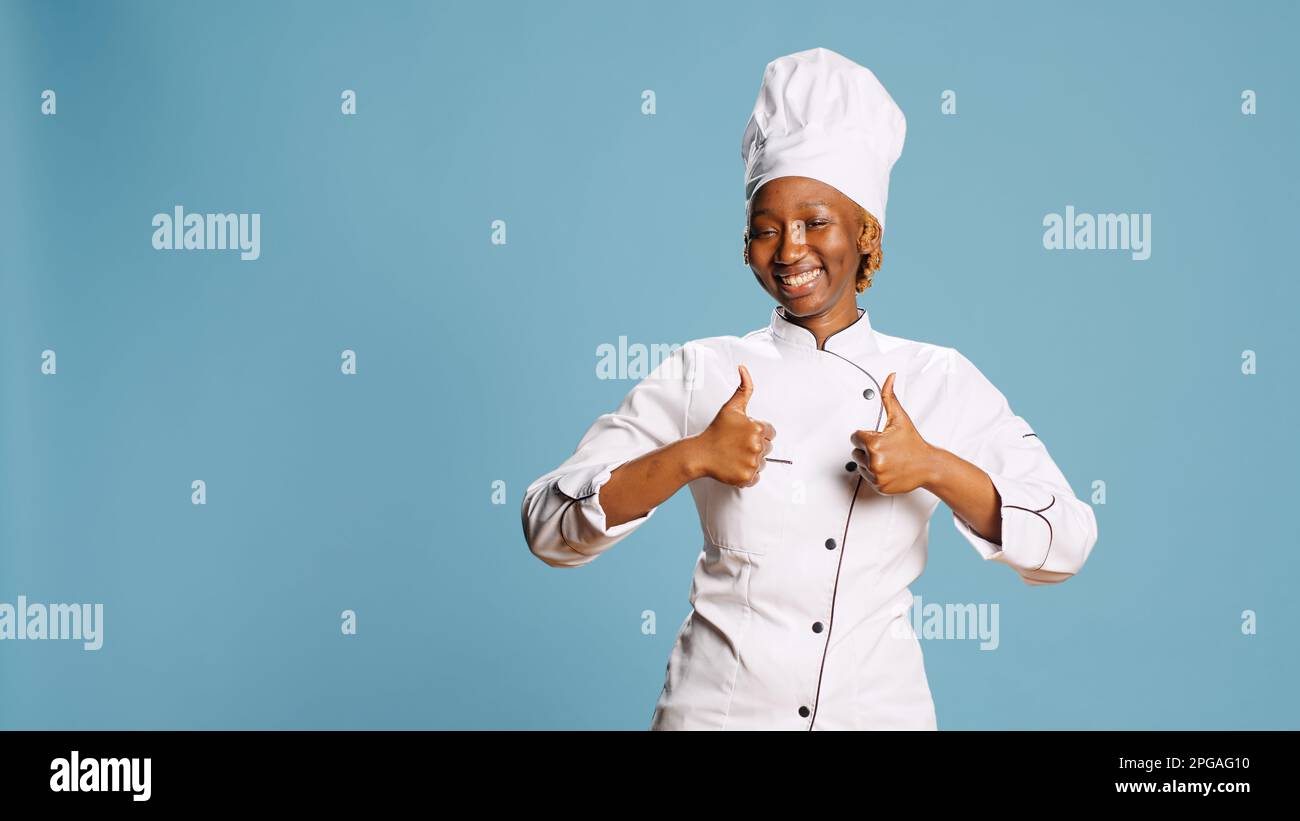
[1,0,1296,729]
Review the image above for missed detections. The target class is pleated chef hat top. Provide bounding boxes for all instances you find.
[741,47,906,234]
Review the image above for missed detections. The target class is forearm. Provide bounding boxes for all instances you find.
[922,446,1002,545]
[599,436,708,528]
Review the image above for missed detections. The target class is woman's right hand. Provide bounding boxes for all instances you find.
[692,365,776,488]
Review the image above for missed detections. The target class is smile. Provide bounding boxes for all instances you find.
[777,267,824,294]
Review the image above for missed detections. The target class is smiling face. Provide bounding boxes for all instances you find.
[744,176,881,320]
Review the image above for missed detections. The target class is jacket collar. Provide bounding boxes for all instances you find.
[768,304,879,356]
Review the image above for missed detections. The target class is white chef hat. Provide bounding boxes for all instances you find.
[741,47,906,234]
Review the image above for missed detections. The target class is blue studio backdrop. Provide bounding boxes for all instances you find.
[1,0,1296,729]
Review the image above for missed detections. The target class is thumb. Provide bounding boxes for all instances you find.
[726,365,754,413]
[880,372,912,429]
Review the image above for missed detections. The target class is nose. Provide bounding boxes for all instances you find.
[776,220,809,264]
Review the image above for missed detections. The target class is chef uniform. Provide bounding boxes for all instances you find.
[520,48,1098,730]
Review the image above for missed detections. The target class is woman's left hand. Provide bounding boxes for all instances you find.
[851,372,939,495]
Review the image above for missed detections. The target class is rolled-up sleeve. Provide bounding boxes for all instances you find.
[943,348,1098,585]
[521,342,698,568]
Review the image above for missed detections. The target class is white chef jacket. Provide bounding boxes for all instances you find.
[521,305,1098,730]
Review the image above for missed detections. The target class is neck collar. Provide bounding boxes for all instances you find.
[768,304,879,356]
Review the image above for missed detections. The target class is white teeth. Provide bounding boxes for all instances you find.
[781,268,823,287]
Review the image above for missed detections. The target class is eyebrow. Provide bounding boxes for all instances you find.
[750,200,831,218]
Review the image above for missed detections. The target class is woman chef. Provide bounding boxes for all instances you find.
[521,47,1098,730]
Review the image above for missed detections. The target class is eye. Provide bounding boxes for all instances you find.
[808,219,830,228]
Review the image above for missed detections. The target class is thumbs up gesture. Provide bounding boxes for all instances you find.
[850,372,936,495]
[695,365,777,488]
